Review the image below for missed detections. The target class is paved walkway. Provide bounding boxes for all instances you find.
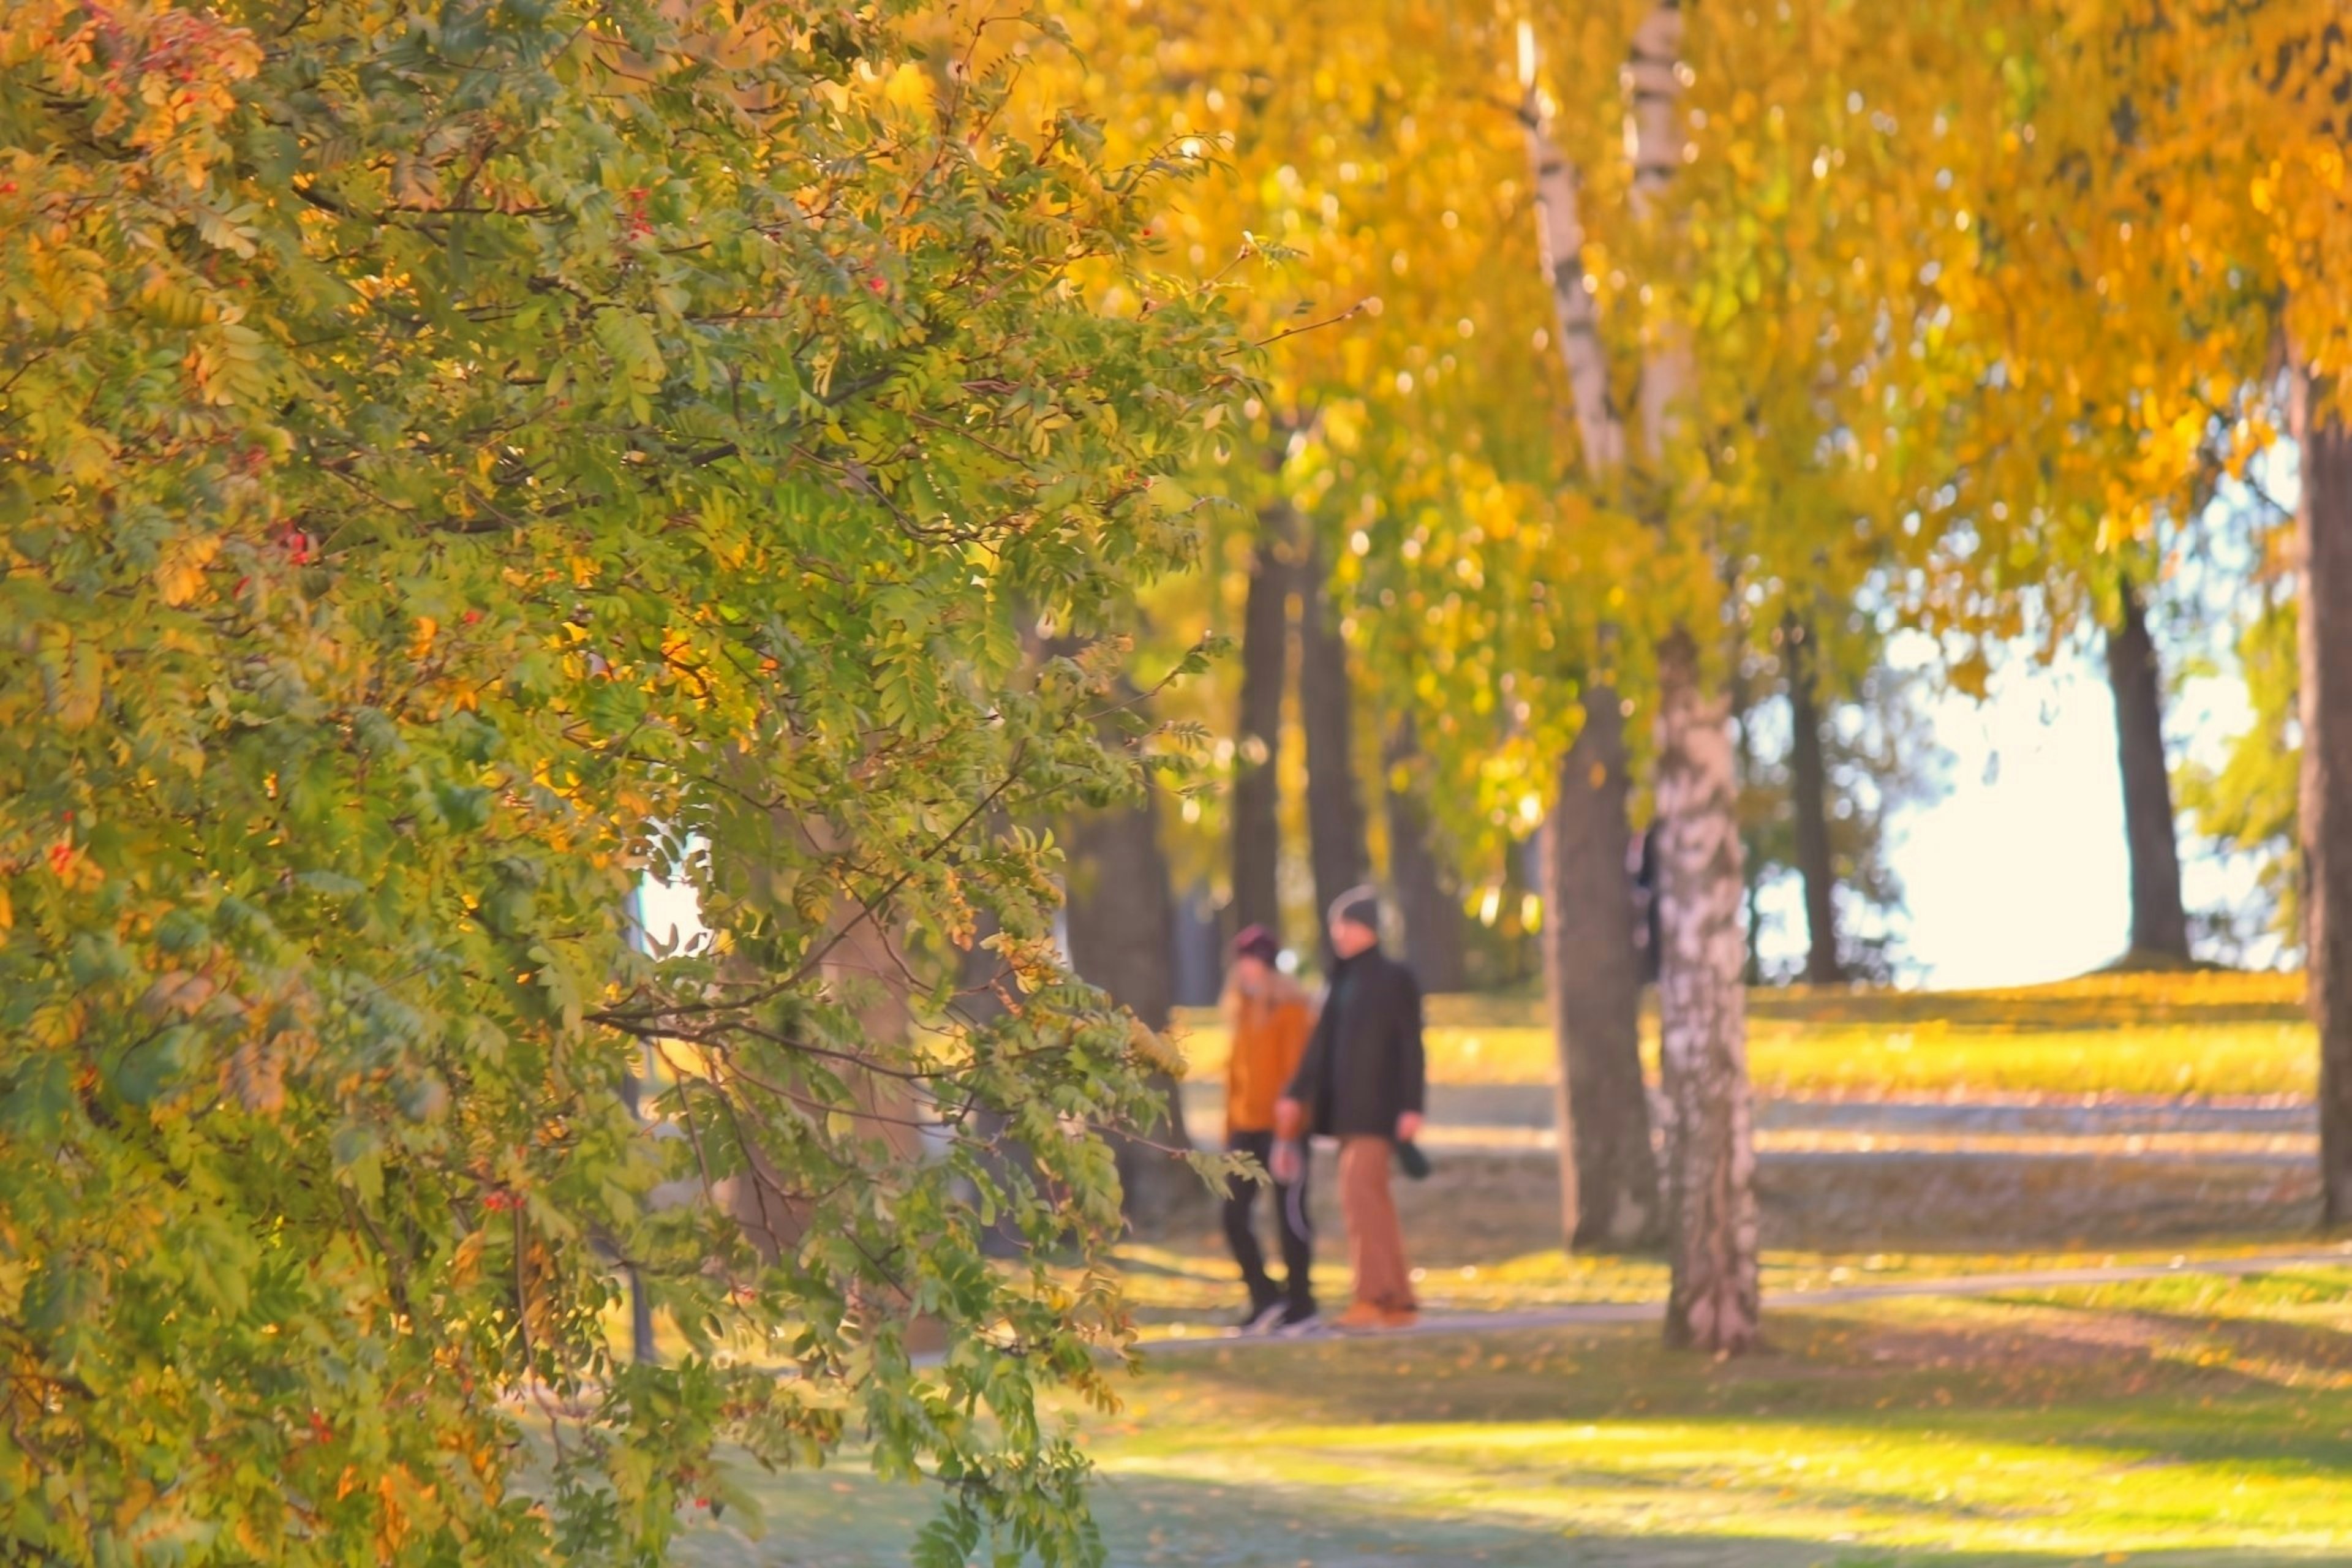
[1139,1245,2352,1354]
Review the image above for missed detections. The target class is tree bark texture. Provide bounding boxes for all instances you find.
[1521,67,1621,473]
[1542,689,1662,1250]
[714,812,923,1264]
[1728,661,1765,986]
[1384,720,1469,993]
[1784,617,1844,985]
[1523,0,1754,1317]
[1170,885,1224,1007]
[1300,540,1371,930]
[1654,631,1760,1353]
[1231,517,1290,944]
[1524,25,1653,1256]
[2105,576,2192,964]
[1624,0,1757,1350]
[1065,778,1195,1227]
[2294,367,2352,1227]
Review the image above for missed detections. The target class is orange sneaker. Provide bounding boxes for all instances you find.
[1378,1307,1420,1330]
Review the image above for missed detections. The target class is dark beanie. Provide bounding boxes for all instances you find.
[1230,924,1280,966]
[1329,884,1380,934]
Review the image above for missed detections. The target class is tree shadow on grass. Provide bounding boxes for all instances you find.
[677,1293,2352,1568]
[1148,1289,2352,1427]
[678,1458,2349,1568]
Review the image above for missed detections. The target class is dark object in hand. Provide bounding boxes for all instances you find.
[1395,1139,1432,1181]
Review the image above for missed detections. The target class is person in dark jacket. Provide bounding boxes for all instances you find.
[1275,884,1425,1331]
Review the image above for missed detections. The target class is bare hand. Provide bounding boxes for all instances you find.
[1269,1139,1303,1185]
[1396,1111,1423,1144]
[1275,1098,1304,1139]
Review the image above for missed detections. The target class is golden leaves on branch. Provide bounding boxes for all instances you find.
[226,1034,286,1116]
[156,535,220,607]
[138,970,216,1019]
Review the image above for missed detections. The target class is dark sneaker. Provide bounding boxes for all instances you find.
[1272,1302,1321,1336]
[1232,1300,1284,1333]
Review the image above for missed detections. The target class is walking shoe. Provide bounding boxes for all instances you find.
[1232,1300,1284,1333]
[1378,1307,1420,1330]
[1330,1303,1388,1333]
[1272,1301,1320,1335]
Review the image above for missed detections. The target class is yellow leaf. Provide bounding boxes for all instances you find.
[883,62,932,111]
[157,535,220,606]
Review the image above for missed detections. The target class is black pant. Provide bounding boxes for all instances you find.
[1223,1129,1314,1313]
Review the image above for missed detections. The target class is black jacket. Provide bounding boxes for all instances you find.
[1285,946,1426,1139]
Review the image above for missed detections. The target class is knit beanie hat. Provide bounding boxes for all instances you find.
[1230,924,1281,966]
[1329,884,1380,935]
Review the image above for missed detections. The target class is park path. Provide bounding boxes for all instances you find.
[1180,1083,2318,1161]
[1138,1245,2352,1355]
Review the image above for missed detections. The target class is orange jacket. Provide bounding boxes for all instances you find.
[1224,975,1314,1136]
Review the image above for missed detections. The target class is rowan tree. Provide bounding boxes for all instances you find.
[0,0,1241,1560]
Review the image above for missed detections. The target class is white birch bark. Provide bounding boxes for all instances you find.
[1654,631,1760,1352]
[1525,0,1759,1341]
[1521,24,1623,475]
[1625,0,1694,459]
[1518,20,1657,1251]
[1625,0,1760,1354]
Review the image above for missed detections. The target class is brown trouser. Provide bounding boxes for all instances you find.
[1338,1136,1415,1313]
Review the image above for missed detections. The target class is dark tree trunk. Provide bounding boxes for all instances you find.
[1654,631,1760,1354]
[1170,884,1224,1007]
[1066,763,1194,1227]
[956,900,1035,1257]
[1542,688,1661,1251]
[2105,576,2192,965]
[1299,538,1371,930]
[1784,617,1844,985]
[2294,366,2352,1227]
[1384,719,1469,992]
[1231,514,1290,944]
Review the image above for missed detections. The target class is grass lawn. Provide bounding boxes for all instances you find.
[1174,973,2313,1100]
[661,971,2335,1564]
[680,1266,2352,1566]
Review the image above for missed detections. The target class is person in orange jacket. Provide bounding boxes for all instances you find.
[1219,925,1319,1332]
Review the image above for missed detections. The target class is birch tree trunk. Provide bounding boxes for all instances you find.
[1627,0,1759,1346]
[2293,365,2352,1226]
[1521,30,1621,470]
[1231,511,1291,943]
[1784,617,1844,985]
[1542,689,1662,1249]
[2105,575,2191,965]
[1654,631,1760,1351]
[1520,24,1656,1253]
[1300,538,1372,928]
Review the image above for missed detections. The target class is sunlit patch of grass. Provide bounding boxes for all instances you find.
[1739,1019,2312,1099]
[1173,972,2315,1098]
